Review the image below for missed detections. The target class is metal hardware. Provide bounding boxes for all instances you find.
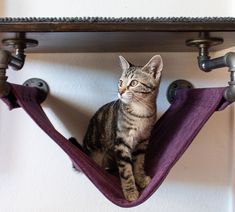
[0,50,11,97]
[167,80,194,104]
[186,33,235,102]
[0,38,38,97]
[23,78,49,103]
[2,38,38,70]
[186,33,224,72]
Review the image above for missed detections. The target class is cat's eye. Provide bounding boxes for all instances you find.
[130,80,138,87]
[119,80,123,87]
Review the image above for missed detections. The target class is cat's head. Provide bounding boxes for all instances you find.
[118,55,163,104]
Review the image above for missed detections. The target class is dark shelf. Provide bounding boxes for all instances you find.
[0,17,235,53]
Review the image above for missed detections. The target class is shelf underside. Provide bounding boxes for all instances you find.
[1,17,235,53]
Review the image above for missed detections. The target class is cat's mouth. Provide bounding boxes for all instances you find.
[118,92,132,103]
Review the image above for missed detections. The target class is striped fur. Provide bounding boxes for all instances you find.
[71,55,163,201]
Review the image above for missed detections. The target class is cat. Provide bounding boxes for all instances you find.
[69,55,163,201]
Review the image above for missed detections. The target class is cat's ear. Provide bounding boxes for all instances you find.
[119,55,131,70]
[142,55,163,78]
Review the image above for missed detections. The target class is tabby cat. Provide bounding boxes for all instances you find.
[70,55,163,201]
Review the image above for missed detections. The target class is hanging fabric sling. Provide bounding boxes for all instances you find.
[0,83,231,208]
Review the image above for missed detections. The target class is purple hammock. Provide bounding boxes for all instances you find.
[0,83,231,208]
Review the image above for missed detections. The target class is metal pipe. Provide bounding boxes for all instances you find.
[197,51,235,102]
[0,38,38,97]
[186,36,235,102]
[224,82,235,102]
[0,50,11,97]
[198,52,235,72]
[9,55,25,70]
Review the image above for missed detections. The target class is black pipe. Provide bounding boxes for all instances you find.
[197,51,235,102]
[9,55,25,70]
[198,52,235,72]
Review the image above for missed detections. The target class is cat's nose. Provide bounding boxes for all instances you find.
[119,88,126,95]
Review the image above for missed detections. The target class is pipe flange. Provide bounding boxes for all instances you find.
[2,38,38,49]
[167,79,194,104]
[186,37,224,49]
[23,78,49,103]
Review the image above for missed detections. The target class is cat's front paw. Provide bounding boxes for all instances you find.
[137,176,151,189]
[124,189,139,202]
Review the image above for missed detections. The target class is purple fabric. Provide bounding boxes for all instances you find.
[0,83,231,207]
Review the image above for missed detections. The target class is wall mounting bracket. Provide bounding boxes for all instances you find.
[0,38,38,97]
[2,38,38,70]
[186,35,224,72]
[186,34,235,102]
[23,78,49,103]
[167,80,194,104]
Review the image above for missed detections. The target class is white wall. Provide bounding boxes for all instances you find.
[2,0,235,17]
[0,1,235,212]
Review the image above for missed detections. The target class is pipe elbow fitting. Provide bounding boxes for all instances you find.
[224,83,235,102]
[225,52,235,71]
[198,55,211,72]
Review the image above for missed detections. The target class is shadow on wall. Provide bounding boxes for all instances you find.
[28,53,123,76]
[46,95,91,143]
